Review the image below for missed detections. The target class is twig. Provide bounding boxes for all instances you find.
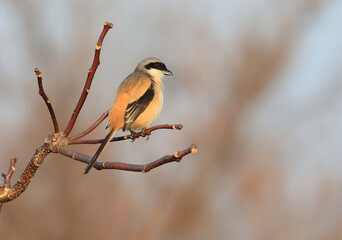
[59,144,198,172]
[68,110,109,142]
[64,22,113,137]
[68,124,183,145]
[1,157,17,188]
[0,158,17,210]
[35,68,59,133]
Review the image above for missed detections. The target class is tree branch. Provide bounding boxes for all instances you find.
[0,157,17,210]
[59,144,198,172]
[0,143,50,204]
[68,110,109,142]
[68,124,183,145]
[35,68,59,133]
[0,22,197,208]
[0,131,197,205]
[1,157,17,188]
[64,22,113,137]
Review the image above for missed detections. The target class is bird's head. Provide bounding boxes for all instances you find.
[136,57,173,81]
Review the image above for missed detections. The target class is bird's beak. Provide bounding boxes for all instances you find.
[163,69,173,76]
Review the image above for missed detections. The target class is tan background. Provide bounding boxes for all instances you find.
[1,1,342,239]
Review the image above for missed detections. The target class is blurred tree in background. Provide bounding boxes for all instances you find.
[1,0,342,239]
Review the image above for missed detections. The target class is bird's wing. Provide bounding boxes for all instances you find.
[118,74,155,131]
[123,81,154,131]
[117,73,153,102]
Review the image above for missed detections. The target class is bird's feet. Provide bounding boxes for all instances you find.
[141,129,151,141]
[128,130,137,142]
[128,130,151,142]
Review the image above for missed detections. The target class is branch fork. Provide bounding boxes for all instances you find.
[0,22,197,207]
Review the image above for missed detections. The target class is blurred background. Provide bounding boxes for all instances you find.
[1,0,342,239]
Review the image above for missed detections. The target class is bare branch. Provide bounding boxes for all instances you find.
[0,158,17,210]
[35,68,59,133]
[0,22,197,208]
[0,125,195,205]
[0,143,50,203]
[68,110,109,142]
[68,124,183,145]
[1,157,17,188]
[59,144,198,173]
[64,22,113,137]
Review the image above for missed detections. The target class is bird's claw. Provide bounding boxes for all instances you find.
[141,130,151,141]
[129,131,137,142]
[128,130,151,141]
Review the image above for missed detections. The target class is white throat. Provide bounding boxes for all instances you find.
[147,69,165,83]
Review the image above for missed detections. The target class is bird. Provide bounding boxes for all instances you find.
[84,57,173,174]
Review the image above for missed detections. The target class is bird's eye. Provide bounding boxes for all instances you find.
[145,62,167,71]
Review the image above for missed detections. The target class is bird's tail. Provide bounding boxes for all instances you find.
[84,128,116,174]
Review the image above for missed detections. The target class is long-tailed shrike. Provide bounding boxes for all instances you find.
[84,57,172,174]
